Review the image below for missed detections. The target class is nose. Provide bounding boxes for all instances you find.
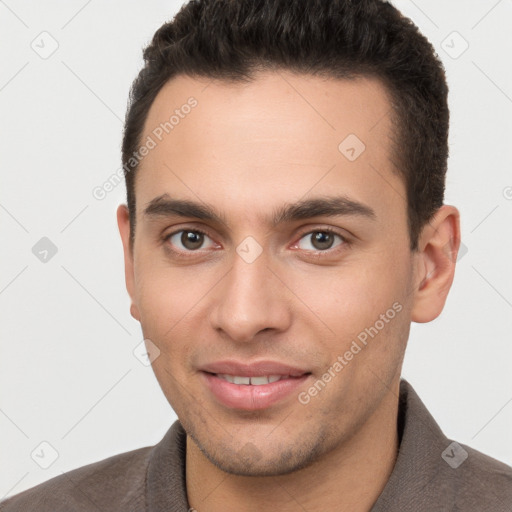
[209,246,292,343]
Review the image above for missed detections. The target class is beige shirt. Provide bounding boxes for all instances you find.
[1,379,511,511]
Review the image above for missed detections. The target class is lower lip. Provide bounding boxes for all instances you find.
[201,372,310,410]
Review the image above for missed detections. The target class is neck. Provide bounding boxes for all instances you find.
[186,380,400,512]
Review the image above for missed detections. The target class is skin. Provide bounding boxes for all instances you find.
[117,71,460,511]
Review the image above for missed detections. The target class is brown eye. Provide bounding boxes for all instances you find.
[181,231,204,250]
[296,230,345,252]
[165,230,216,251]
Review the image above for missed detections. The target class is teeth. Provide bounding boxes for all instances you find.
[217,374,286,385]
[233,376,250,385]
[250,376,271,385]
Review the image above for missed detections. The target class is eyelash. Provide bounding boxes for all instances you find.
[162,227,350,258]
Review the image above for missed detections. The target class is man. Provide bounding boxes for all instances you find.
[2,0,511,510]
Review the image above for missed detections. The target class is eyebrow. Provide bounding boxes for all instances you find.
[142,193,377,227]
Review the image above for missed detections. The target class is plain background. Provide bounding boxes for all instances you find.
[1,0,511,499]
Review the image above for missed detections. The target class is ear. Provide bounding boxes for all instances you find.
[116,204,141,322]
[411,205,461,323]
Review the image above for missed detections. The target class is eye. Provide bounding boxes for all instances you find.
[164,229,217,252]
[295,229,346,252]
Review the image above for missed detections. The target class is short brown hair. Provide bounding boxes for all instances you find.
[122,0,449,252]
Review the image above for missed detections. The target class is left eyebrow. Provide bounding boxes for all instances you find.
[270,195,377,226]
[142,193,377,227]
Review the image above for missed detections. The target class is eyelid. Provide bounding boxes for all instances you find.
[290,227,349,252]
[162,226,219,252]
[294,225,349,241]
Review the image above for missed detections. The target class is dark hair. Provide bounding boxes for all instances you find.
[122,0,449,252]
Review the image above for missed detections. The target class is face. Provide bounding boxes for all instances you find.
[118,71,428,476]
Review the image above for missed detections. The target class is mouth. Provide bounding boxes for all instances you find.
[215,374,292,385]
[199,361,312,410]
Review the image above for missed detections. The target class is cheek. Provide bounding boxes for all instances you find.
[134,255,206,326]
[133,258,218,365]
[291,255,407,328]
[134,266,200,406]
[286,253,411,382]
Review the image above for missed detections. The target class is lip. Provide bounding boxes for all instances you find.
[199,360,311,411]
[199,360,309,377]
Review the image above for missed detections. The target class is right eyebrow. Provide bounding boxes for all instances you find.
[143,195,227,225]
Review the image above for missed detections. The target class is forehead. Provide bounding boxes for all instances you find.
[135,71,405,229]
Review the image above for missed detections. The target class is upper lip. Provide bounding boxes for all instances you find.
[199,360,310,377]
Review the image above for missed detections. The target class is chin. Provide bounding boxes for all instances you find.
[190,428,327,477]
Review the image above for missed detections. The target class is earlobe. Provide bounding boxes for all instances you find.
[130,303,141,322]
[116,204,141,323]
[411,205,461,323]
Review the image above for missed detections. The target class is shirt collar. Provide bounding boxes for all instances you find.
[370,378,455,511]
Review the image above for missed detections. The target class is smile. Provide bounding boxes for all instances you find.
[215,374,287,385]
